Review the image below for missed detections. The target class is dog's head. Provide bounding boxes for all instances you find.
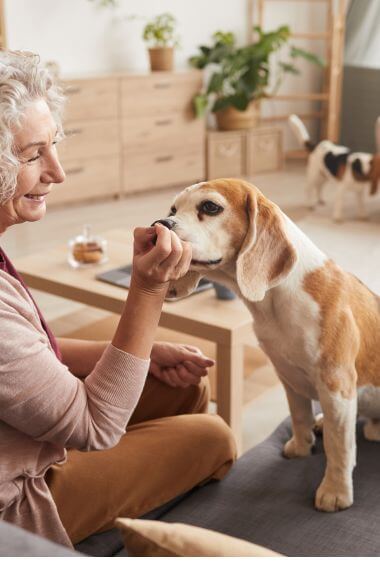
[155,178,297,302]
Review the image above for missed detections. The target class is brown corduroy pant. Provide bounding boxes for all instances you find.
[46,375,237,544]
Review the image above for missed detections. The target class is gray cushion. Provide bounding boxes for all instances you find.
[0,520,80,557]
[159,417,380,557]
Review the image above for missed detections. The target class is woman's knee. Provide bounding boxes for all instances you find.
[191,375,211,413]
[190,414,237,470]
[177,375,211,415]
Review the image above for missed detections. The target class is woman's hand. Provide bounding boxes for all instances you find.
[150,341,215,388]
[132,224,192,294]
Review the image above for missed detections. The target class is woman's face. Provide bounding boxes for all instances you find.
[0,98,65,233]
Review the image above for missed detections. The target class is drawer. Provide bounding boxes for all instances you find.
[121,71,202,117]
[207,133,244,179]
[62,77,119,122]
[58,119,119,162]
[122,115,204,152]
[246,130,283,174]
[47,155,120,206]
[122,146,205,194]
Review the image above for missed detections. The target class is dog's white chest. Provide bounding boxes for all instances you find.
[250,287,322,400]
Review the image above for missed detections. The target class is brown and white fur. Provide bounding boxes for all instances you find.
[156,178,380,512]
[289,114,380,222]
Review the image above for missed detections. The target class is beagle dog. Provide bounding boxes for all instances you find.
[288,114,380,222]
[154,178,380,512]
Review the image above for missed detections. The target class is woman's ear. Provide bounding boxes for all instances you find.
[166,271,201,300]
[236,189,298,303]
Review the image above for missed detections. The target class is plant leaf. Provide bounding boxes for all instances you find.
[290,46,324,67]
[193,94,209,117]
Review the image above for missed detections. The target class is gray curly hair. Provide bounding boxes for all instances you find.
[0,50,65,204]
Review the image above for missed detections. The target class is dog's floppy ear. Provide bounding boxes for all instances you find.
[236,188,297,302]
[166,271,201,300]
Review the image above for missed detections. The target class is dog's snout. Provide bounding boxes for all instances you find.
[151,218,176,230]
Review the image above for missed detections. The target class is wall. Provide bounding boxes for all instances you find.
[4,0,326,145]
[5,0,248,76]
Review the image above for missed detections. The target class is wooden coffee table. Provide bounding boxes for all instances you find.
[16,228,254,452]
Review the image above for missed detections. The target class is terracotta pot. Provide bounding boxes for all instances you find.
[148,47,174,72]
[215,101,260,131]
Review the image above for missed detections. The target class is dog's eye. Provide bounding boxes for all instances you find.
[200,200,223,216]
[168,206,177,216]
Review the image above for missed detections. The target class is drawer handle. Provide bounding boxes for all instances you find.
[218,143,239,157]
[65,128,83,137]
[258,140,275,151]
[156,155,173,163]
[155,119,172,126]
[65,167,84,175]
[153,82,171,89]
[65,86,81,95]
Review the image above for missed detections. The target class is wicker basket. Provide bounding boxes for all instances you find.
[215,101,260,131]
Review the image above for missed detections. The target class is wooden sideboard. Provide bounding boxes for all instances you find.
[49,71,205,206]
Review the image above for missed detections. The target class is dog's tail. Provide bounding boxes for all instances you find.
[288,114,316,152]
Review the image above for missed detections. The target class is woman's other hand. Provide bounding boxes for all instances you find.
[150,341,215,388]
[132,224,192,293]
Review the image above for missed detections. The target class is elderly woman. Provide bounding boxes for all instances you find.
[0,50,236,549]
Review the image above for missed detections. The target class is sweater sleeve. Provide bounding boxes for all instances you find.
[0,275,150,451]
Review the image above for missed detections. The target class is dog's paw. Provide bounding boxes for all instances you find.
[313,413,324,436]
[363,419,380,442]
[283,435,314,458]
[315,480,353,512]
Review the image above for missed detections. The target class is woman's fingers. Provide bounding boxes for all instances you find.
[166,367,188,388]
[176,364,201,385]
[133,224,192,288]
[182,360,208,377]
[133,227,157,254]
[144,224,173,265]
[159,230,184,272]
[160,368,177,387]
[172,241,192,279]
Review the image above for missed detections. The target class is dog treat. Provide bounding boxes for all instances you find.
[72,240,104,263]
[68,224,107,267]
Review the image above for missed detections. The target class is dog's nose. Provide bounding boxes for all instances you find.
[151,218,176,230]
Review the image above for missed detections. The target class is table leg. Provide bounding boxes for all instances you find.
[216,341,244,455]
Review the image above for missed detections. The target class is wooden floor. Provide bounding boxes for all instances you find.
[3,163,309,450]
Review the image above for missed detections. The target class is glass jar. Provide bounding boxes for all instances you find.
[68,224,108,268]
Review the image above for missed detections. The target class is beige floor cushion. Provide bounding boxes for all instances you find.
[115,518,281,557]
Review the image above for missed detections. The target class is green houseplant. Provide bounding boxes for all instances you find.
[190,26,323,130]
[143,13,180,72]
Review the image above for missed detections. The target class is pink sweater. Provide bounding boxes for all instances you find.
[0,270,150,547]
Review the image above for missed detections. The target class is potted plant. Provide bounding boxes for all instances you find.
[143,13,180,72]
[190,27,323,130]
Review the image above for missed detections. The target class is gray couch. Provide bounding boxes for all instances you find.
[2,416,380,557]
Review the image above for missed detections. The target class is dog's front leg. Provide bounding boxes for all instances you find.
[283,385,315,458]
[333,182,345,222]
[355,189,368,220]
[315,383,357,512]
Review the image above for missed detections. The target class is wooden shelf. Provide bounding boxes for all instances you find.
[271,92,329,102]
[248,0,347,142]
[262,110,325,122]
[290,32,330,40]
